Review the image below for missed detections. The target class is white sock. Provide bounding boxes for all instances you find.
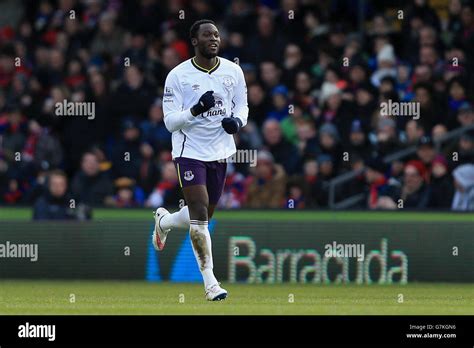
[189,220,218,289]
[161,206,190,230]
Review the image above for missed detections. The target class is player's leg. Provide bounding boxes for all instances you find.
[182,184,226,300]
[152,158,203,251]
[208,204,217,219]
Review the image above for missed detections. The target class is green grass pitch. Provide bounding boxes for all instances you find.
[1,281,472,315]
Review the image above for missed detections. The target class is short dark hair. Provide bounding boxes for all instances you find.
[189,19,216,40]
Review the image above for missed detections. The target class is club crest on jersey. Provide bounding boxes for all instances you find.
[183,170,194,181]
[222,76,235,88]
[164,87,174,102]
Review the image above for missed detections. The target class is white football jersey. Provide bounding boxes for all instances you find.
[162,56,248,161]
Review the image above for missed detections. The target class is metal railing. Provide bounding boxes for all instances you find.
[328,124,474,209]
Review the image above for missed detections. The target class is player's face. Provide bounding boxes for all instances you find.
[195,23,220,58]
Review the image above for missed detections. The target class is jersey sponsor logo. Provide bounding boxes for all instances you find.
[202,95,227,118]
[183,170,194,181]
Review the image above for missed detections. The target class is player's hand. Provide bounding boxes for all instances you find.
[221,117,243,134]
[191,90,215,116]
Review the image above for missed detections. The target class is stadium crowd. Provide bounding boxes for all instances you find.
[0,0,474,217]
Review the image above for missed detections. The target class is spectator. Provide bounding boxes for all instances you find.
[311,154,336,207]
[457,131,474,165]
[404,120,425,146]
[390,160,431,209]
[218,164,246,209]
[2,178,22,204]
[112,118,141,179]
[71,152,113,206]
[145,162,181,209]
[33,170,75,220]
[456,102,474,128]
[140,98,171,151]
[262,119,301,175]
[285,178,306,209]
[364,157,397,210]
[107,177,144,208]
[317,123,343,170]
[344,119,373,162]
[451,164,474,211]
[267,85,289,122]
[244,151,286,208]
[416,136,437,175]
[428,155,454,209]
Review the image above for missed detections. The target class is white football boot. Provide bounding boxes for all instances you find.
[152,208,171,251]
[205,283,228,301]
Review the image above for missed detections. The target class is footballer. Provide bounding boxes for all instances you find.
[152,20,248,301]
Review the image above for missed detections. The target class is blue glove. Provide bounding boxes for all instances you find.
[191,90,215,116]
[221,117,243,134]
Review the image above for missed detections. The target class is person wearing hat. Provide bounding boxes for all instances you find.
[344,119,373,162]
[244,150,287,208]
[266,84,290,122]
[375,117,400,157]
[109,177,143,208]
[428,155,454,208]
[456,102,474,128]
[308,154,336,208]
[416,135,437,176]
[400,160,431,209]
[318,123,343,170]
[364,157,395,209]
[457,130,474,165]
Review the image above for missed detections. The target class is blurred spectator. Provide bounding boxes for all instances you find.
[33,170,75,220]
[107,177,144,208]
[244,150,286,208]
[267,84,289,121]
[71,152,113,206]
[140,98,171,151]
[218,164,246,209]
[451,164,474,211]
[416,136,437,175]
[262,119,300,175]
[112,118,141,179]
[388,160,431,209]
[2,178,22,204]
[457,130,474,165]
[344,119,373,162]
[456,102,474,128]
[428,155,454,209]
[285,178,306,209]
[145,161,181,208]
[364,157,397,210]
[311,154,336,207]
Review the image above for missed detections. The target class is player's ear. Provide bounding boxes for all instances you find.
[191,38,198,46]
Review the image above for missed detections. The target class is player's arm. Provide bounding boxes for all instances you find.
[162,72,215,132]
[221,65,249,134]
